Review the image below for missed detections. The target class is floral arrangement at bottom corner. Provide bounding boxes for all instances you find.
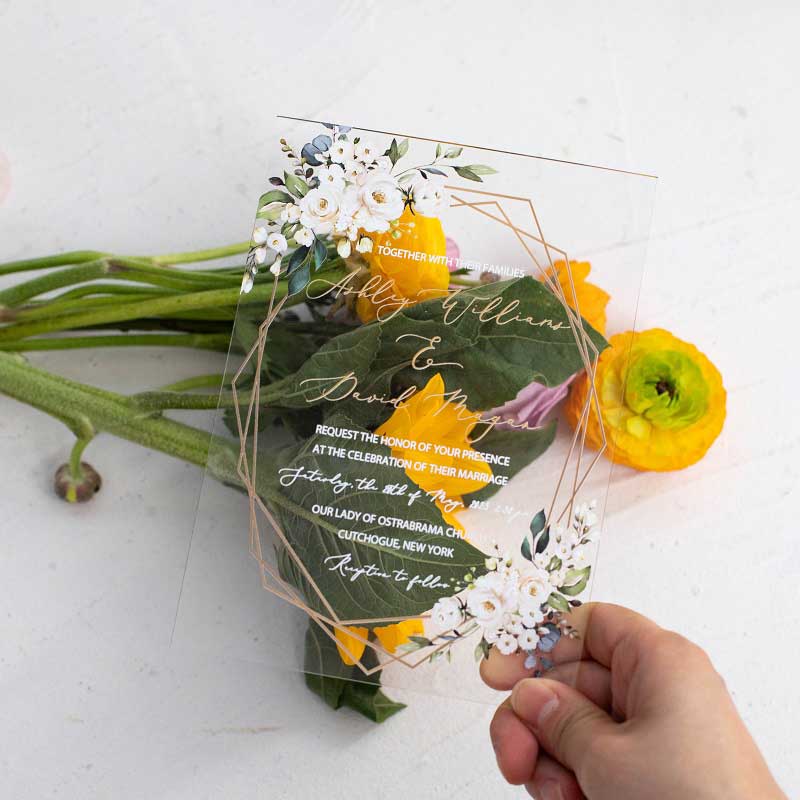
[399,500,600,675]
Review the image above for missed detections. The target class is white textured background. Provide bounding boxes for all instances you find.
[2,2,799,798]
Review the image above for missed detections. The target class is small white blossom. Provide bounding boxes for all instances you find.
[343,159,364,180]
[431,596,463,630]
[336,238,351,258]
[485,557,499,571]
[269,257,282,277]
[281,204,302,223]
[240,271,254,294]
[496,633,518,656]
[253,246,267,264]
[373,155,392,171]
[266,232,288,254]
[521,606,546,628]
[294,227,314,247]
[252,225,269,245]
[317,163,345,191]
[411,174,449,216]
[329,139,354,163]
[356,236,373,254]
[518,629,540,651]
[354,139,379,162]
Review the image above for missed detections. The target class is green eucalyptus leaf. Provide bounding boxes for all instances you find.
[521,536,533,562]
[547,593,571,613]
[284,171,310,198]
[465,164,498,176]
[258,189,294,208]
[530,509,547,536]
[287,263,311,296]
[453,165,482,182]
[313,237,328,269]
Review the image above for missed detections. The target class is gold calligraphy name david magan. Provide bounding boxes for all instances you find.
[298,371,539,442]
[306,271,570,331]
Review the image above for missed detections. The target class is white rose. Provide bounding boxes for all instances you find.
[317,164,345,191]
[329,139,354,163]
[294,227,314,247]
[411,174,449,216]
[352,171,404,232]
[496,633,518,656]
[468,571,519,630]
[298,186,343,235]
[354,139,379,162]
[280,203,302,223]
[518,570,553,614]
[252,225,269,245]
[430,596,463,630]
[266,232,287,254]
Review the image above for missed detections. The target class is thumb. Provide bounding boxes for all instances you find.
[511,677,617,779]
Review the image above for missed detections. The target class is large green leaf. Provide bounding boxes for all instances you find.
[260,413,487,621]
[266,277,606,418]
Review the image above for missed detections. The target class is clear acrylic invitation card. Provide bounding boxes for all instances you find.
[173,117,656,708]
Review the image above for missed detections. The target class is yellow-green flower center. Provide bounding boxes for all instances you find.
[623,349,708,431]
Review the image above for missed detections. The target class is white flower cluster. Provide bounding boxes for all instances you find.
[241,127,450,294]
[429,500,599,664]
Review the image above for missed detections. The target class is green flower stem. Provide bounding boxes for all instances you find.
[13,293,173,322]
[0,242,249,278]
[48,283,177,302]
[0,333,232,352]
[69,435,94,479]
[0,283,280,342]
[151,242,250,265]
[158,373,227,392]
[0,351,221,470]
[0,263,349,343]
[0,260,111,307]
[0,250,109,277]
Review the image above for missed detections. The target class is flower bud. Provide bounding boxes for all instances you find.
[54,462,102,503]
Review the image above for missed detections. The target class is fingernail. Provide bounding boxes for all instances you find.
[538,780,565,800]
[511,680,559,731]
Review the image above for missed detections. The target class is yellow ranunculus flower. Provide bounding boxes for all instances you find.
[373,619,425,653]
[334,625,369,666]
[375,373,492,523]
[356,207,451,323]
[565,328,726,471]
[543,260,610,335]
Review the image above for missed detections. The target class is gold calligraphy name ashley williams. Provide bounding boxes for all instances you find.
[300,273,569,442]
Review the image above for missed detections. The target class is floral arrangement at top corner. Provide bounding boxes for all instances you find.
[239,121,496,311]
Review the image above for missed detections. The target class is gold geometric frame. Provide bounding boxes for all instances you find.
[228,187,607,676]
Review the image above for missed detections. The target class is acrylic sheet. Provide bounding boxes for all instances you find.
[173,117,656,704]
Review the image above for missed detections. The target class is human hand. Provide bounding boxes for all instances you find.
[481,603,786,800]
